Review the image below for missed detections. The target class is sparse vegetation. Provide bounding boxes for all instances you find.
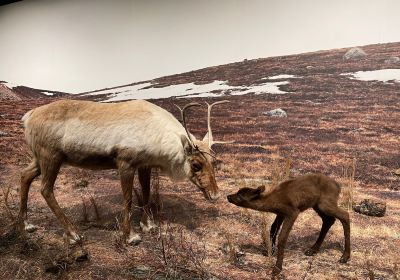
[1,42,399,279]
[155,223,214,279]
[340,158,356,211]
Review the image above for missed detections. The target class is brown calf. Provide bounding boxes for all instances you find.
[227,173,350,276]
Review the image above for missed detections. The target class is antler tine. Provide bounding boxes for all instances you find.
[205,100,230,148]
[174,102,201,146]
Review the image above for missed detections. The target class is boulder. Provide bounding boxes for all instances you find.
[263,108,287,117]
[132,265,151,279]
[343,47,367,60]
[0,131,10,137]
[353,199,386,217]
[384,56,400,64]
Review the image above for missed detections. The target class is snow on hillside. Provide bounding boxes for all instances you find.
[264,74,297,80]
[103,80,290,102]
[85,74,294,102]
[343,69,400,83]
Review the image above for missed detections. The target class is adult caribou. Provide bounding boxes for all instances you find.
[17,99,230,244]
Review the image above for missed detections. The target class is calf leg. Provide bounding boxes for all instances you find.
[138,167,157,233]
[40,156,81,244]
[273,212,298,276]
[17,159,41,232]
[319,203,351,263]
[305,208,335,256]
[270,214,284,254]
[119,165,141,245]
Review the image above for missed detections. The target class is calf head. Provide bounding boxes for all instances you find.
[227,185,266,207]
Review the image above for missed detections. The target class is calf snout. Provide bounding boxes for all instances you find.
[227,194,237,204]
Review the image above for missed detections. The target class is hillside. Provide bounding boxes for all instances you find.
[76,42,400,102]
[0,81,70,100]
[0,42,399,279]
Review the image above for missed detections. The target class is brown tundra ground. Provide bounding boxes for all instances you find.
[0,42,399,279]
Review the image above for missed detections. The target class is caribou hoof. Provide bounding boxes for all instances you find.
[339,254,350,263]
[140,220,158,233]
[63,232,83,245]
[305,248,318,256]
[127,232,142,245]
[24,222,38,233]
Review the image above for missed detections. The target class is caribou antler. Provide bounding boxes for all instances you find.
[203,100,234,148]
[174,102,201,147]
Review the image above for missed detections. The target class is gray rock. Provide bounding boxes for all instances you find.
[384,56,400,64]
[263,108,287,117]
[353,199,386,217]
[0,131,9,137]
[132,265,151,278]
[343,47,367,60]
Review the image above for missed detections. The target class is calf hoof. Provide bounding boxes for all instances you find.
[339,255,350,263]
[270,245,277,256]
[272,265,282,276]
[305,248,318,256]
[140,220,158,233]
[127,232,142,246]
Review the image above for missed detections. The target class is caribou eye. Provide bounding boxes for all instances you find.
[191,162,202,172]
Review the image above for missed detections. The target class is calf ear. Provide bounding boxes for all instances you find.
[181,135,194,156]
[256,185,265,194]
[249,186,265,200]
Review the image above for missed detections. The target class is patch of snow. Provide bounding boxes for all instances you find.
[230,81,289,95]
[105,81,230,101]
[41,91,55,96]
[84,82,152,96]
[265,74,296,80]
[178,91,225,99]
[343,69,400,83]
[101,80,290,102]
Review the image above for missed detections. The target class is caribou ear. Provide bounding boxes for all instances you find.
[202,131,209,142]
[181,135,194,156]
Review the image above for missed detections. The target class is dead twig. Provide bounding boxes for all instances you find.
[2,184,15,220]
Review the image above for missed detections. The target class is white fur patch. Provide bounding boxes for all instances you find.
[63,232,82,245]
[140,220,158,233]
[127,232,142,245]
[24,221,38,233]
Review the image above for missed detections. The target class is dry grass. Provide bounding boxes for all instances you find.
[340,158,356,211]
[0,157,399,279]
[156,223,214,279]
[1,42,400,279]
[1,183,15,221]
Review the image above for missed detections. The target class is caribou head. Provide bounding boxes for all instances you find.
[176,101,232,201]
